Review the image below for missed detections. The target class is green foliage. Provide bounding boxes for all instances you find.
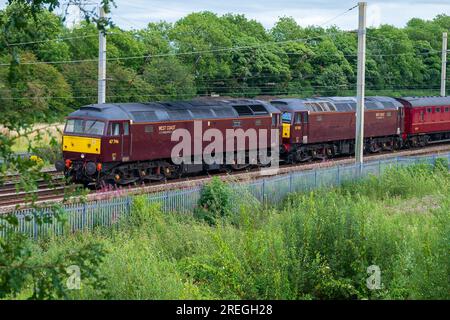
[194,177,234,225]
[0,0,113,301]
[9,164,449,300]
[0,230,107,299]
[1,7,449,113]
[433,157,449,175]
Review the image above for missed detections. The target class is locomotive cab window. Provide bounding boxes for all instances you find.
[64,119,105,136]
[282,112,292,123]
[109,123,121,136]
[294,113,302,124]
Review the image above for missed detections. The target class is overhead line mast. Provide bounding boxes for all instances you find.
[98,5,107,104]
[355,2,367,166]
[441,32,447,97]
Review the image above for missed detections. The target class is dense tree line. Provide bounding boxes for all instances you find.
[0,4,449,123]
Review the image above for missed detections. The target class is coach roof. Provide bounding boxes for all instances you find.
[68,99,279,122]
[398,96,450,108]
[271,96,401,113]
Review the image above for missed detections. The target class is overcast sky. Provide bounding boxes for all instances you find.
[1,0,449,30]
[104,0,450,30]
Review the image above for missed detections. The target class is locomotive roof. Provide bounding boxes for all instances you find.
[271,96,402,113]
[68,99,280,122]
[398,96,450,108]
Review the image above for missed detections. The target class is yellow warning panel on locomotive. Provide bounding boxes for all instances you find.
[63,136,101,154]
[282,123,291,138]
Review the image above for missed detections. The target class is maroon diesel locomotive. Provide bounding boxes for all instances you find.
[56,96,450,186]
[272,96,404,162]
[274,96,450,162]
[56,99,281,186]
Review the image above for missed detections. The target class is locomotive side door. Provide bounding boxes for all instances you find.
[121,121,131,162]
[291,112,303,144]
[301,112,309,144]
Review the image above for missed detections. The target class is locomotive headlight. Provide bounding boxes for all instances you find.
[80,153,85,159]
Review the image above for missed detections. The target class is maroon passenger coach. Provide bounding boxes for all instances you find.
[396,96,450,147]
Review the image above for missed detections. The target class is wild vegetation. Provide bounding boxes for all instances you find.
[5,162,448,300]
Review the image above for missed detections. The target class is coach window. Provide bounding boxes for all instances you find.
[427,108,432,113]
[109,122,120,136]
[446,107,449,112]
[436,107,441,113]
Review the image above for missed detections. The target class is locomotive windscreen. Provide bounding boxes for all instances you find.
[65,119,105,136]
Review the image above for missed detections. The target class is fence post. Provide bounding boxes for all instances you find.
[289,173,293,193]
[164,190,169,212]
[337,165,340,185]
[82,203,87,231]
[126,196,132,215]
[262,179,266,203]
[33,213,38,240]
[314,169,318,188]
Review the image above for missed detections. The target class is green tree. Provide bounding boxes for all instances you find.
[0,52,73,123]
[142,57,196,101]
[0,0,114,300]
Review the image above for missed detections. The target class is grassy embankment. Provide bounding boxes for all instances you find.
[15,160,450,299]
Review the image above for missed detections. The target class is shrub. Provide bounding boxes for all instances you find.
[433,157,449,175]
[194,177,234,225]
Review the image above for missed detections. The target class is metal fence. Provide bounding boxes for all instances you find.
[2,152,449,239]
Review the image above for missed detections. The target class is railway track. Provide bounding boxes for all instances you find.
[0,173,70,208]
[1,143,449,211]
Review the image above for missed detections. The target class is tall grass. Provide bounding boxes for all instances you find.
[25,162,449,300]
